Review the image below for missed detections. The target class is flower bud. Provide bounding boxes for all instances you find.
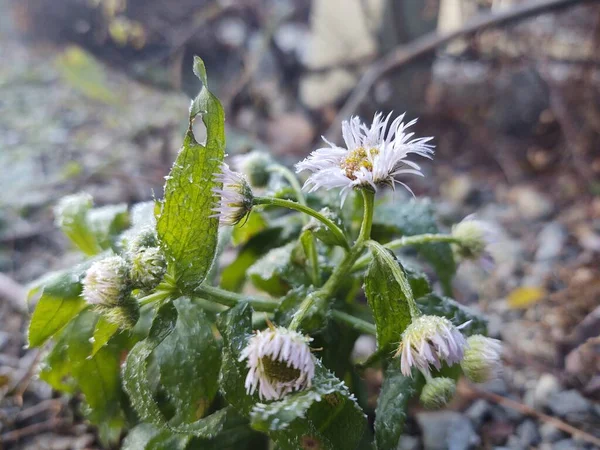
[127,226,159,253]
[130,246,166,291]
[420,377,456,409]
[232,151,273,188]
[451,215,499,269]
[82,256,130,307]
[461,335,503,383]
[395,315,468,377]
[212,163,254,226]
[82,256,138,329]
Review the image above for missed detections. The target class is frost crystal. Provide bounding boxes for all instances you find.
[296,112,434,203]
[240,326,315,401]
[396,315,468,377]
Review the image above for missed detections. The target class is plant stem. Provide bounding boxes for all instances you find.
[138,290,173,307]
[352,233,460,272]
[196,284,279,312]
[358,189,375,242]
[331,310,376,335]
[288,188,376,331]
[366,240,421,318]
[253,196,350,250]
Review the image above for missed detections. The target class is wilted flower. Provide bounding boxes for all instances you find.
[396,315,468,377]
[212,163,254,226]
[452,215,500,269]
[232,151,273,188]
[82,256,130,307]
[461,335,502,383]
[130,246,166,291]
[240,326,315,401]
[420,377,456,409]
[296,112,434,203]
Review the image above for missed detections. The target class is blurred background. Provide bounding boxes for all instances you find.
[1,0,599,448]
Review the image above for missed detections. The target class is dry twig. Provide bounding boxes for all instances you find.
[467,384,600,447]
[325,0,594,140]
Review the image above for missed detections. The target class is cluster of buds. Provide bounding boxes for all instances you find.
[395,314,502,408]
[126,227,167,292]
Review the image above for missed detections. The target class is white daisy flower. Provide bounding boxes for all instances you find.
[461,335,503,383]
[452,215,500,270]
[296,112,434,202]
[239,326,315,401]
[212,163,254,226]
[396,315,469,377]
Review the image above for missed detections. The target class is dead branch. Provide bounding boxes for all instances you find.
[325,0,595,140]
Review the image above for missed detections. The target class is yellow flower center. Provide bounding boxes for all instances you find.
[261,356,301,383]
[340,147,379,179]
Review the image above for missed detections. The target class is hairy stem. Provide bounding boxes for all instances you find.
[196,284,279,312]
[253,196,350,250]
[331,310,376,335]
[352,233,460,272]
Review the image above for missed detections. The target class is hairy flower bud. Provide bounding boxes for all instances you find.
[54,192,93,229]
[130,246,166,291]
[461,335,502,383]
[420,377,456,409]
[127,226,159,253]
[395,315,469,377]
[212,163,254,226]
[452,215,499,269]
[240,326,315,401]
[82,256,138,329]
[232,151,273,188]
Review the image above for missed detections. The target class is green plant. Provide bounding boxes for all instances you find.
[28,57,502,450]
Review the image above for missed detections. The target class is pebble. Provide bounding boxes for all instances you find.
[398,435,421,450]
[539,423,565,443]
[510,186,554,220]
[547,390,592,420]
[465,399,491,428]
[516,420,541,447]
[417,411,480,450]
[535,222,566,261]
[533,374,561,409]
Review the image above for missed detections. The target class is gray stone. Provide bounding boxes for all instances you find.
[397,435,421,450]
[552,439,581,450]
[516,420,541,447]
[505,435,525,450]
[539,423,565,443]
[547,390,592,420]
[465,399,491,428]
[480,378,509,396]
[510,186,554,220]
[535,222,566,261]
[416,411,480,450]
[534,374,562,409]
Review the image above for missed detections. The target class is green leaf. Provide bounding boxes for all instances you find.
[154,298,221,424]
[216,303,258,416]
[88,203,130,250]
[374,359,420,450]
[274,286,326,334]
[90,316,121,357]
[157,57,225,292]
[232,212,267,246]
[372,199,456,294]
[27,262,91,347]
[403,263,432,299]
[247,243,309,296]
[417,293,487,336]
[122,423,161,450]
[40,310,126,445]
[364,250,413,354]
[147,431,191,450]
[122,302,230,437]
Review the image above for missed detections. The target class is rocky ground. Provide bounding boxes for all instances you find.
[1,0,600,449]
